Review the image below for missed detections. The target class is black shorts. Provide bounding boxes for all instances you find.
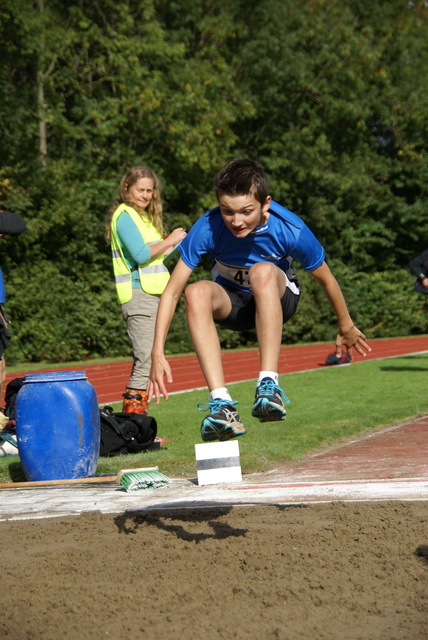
[215,283,300,332]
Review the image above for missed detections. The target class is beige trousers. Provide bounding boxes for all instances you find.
[120,288,160,390]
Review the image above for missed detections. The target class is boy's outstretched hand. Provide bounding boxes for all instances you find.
[335,326,371,362]
[146,355,173,404]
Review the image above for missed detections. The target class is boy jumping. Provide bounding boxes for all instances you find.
[147,158,370,441]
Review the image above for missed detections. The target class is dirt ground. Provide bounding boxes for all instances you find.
[0,501,427,640]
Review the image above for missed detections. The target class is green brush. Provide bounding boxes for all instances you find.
[117,467,170,492]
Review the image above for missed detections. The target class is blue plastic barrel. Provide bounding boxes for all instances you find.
[16,371,100,481]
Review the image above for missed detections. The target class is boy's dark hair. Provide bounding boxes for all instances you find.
[214,157,270,205]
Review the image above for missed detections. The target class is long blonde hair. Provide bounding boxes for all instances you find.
[105,165,164,244]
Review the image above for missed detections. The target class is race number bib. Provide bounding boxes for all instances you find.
[215,261,250,288]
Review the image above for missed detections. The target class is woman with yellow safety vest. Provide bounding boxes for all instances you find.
[105,166,186,415]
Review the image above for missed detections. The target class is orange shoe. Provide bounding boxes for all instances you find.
[122,388,148,415]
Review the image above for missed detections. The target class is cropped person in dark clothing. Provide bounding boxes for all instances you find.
[408,249,428,294]
[0,204,26,401]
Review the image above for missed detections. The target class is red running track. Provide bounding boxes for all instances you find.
[4,335,427,406]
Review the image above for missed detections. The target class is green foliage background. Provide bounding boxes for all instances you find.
[0,0,427,364]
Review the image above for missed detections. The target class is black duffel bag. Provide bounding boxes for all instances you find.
[99,405,158,457]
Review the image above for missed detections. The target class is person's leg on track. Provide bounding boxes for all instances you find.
[0,356,6,404]
[121,289,160,389]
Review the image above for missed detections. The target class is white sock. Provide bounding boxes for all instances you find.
[210,387,232,402]
[258,371,278,385]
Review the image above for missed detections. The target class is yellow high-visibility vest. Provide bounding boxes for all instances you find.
[110,203,170,303]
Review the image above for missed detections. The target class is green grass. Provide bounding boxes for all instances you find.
[2,353,428,483]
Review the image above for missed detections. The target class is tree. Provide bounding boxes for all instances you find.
[228,0,428,270]
[0,0,427,363]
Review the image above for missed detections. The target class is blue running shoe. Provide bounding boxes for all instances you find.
[198,398,246,442]
[251,377,290,422]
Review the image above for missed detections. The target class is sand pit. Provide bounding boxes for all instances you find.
[1,500,427,639]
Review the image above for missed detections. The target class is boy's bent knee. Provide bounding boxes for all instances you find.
[249,262,278,287]
[184,281,211,306]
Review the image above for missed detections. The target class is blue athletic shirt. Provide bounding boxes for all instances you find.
[0,268,6,304]
[178,200,325,292]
